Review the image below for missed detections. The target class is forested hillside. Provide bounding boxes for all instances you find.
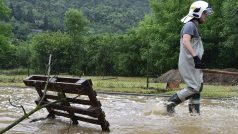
[0,0,237,76]
[5,0,150,41]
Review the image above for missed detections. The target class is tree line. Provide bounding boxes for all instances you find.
[5,0,150,43]
[0,0,237,76]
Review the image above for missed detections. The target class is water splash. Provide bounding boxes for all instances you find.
[143,99,168,116]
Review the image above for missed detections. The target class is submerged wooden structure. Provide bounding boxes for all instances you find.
[23,75,110,131]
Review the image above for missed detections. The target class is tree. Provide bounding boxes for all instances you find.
[64,8,88,42]
[26,8,35,23]
[85,34,116,75]
[15,42,32,68]
[197,0,225,68]
[31,32,74,73]
[64,8,88,75]
[13,4,23,21]
[0,0,15,69]
[9,2,14,17]
[112,32,146,76]
[131,0,192,74]
[0,0,10,19]
[219,0,238,68]
[42,15,49,30]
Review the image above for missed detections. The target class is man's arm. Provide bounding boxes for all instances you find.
[182,34,196,57]
[182,34,202,69]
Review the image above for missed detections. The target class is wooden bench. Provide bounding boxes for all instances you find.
[23,75,110,131]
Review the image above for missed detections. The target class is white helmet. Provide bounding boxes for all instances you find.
[181,0,213,23]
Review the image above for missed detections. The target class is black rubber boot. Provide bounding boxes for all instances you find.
[165,94,182,113]
[188,83,203,114]
[189,104,200,114]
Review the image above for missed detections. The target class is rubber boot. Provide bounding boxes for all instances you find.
[188,83,202,114]
[188,104,200,114]
[165,94,182,113]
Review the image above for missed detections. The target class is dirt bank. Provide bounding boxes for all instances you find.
[152,69,238,85]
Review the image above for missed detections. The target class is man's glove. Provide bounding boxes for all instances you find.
[193,56,202,69]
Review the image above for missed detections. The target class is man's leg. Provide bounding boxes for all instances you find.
[188,83,203,114]
[166,93,182,113]
[188,94,200,114]
[166,87,199,113]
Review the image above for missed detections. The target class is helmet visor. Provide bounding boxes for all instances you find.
[181,15,194,23]
[206,8,213,15]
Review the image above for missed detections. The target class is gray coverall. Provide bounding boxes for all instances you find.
[165,21,204,114]
[177,22,204,105]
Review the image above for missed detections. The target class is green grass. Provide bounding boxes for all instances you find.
[0,74,237,98]
[162,84,238,98]
[202,84,238,98]
[0,68,31,75]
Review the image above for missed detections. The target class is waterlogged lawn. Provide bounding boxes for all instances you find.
[0,75,26,87]
[81,76,168,94]
[0,75,237,98]
[165,84,238,98]
[202,84,238,98]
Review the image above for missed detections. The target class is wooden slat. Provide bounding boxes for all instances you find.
[23,76,93,95]
[45,94,93,105]
[46,94,101,106]
[36,100,101,118]
[58,93,78,125]
[24,81,88,95]
[24,75,92,85]
[35,87,55,118]
[53,111,100,125]
[80,80,100,106]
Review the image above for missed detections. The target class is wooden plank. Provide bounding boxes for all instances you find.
[53,111,100,125]
[80,80,100,106]
[76,79,93,86]
[35,87,55,118]
[58,93,78,125]
[23,76,93,95]
[24,75,92,85]
[36,100,101,118]
[47,83,88,94]
[24,82,88,95]
[45,94,102,106]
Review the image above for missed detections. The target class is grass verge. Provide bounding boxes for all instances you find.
[0,75,237,98]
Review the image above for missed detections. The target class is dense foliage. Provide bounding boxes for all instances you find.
[0,0,237,76]
[0,0,15,69]
[5,0,150,42]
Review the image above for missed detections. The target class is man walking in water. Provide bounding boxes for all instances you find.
[165,0,213,115]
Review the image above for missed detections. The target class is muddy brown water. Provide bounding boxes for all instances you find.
[0,87,238,134]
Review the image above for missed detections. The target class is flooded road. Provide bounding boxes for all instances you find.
[0,87,238,134]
